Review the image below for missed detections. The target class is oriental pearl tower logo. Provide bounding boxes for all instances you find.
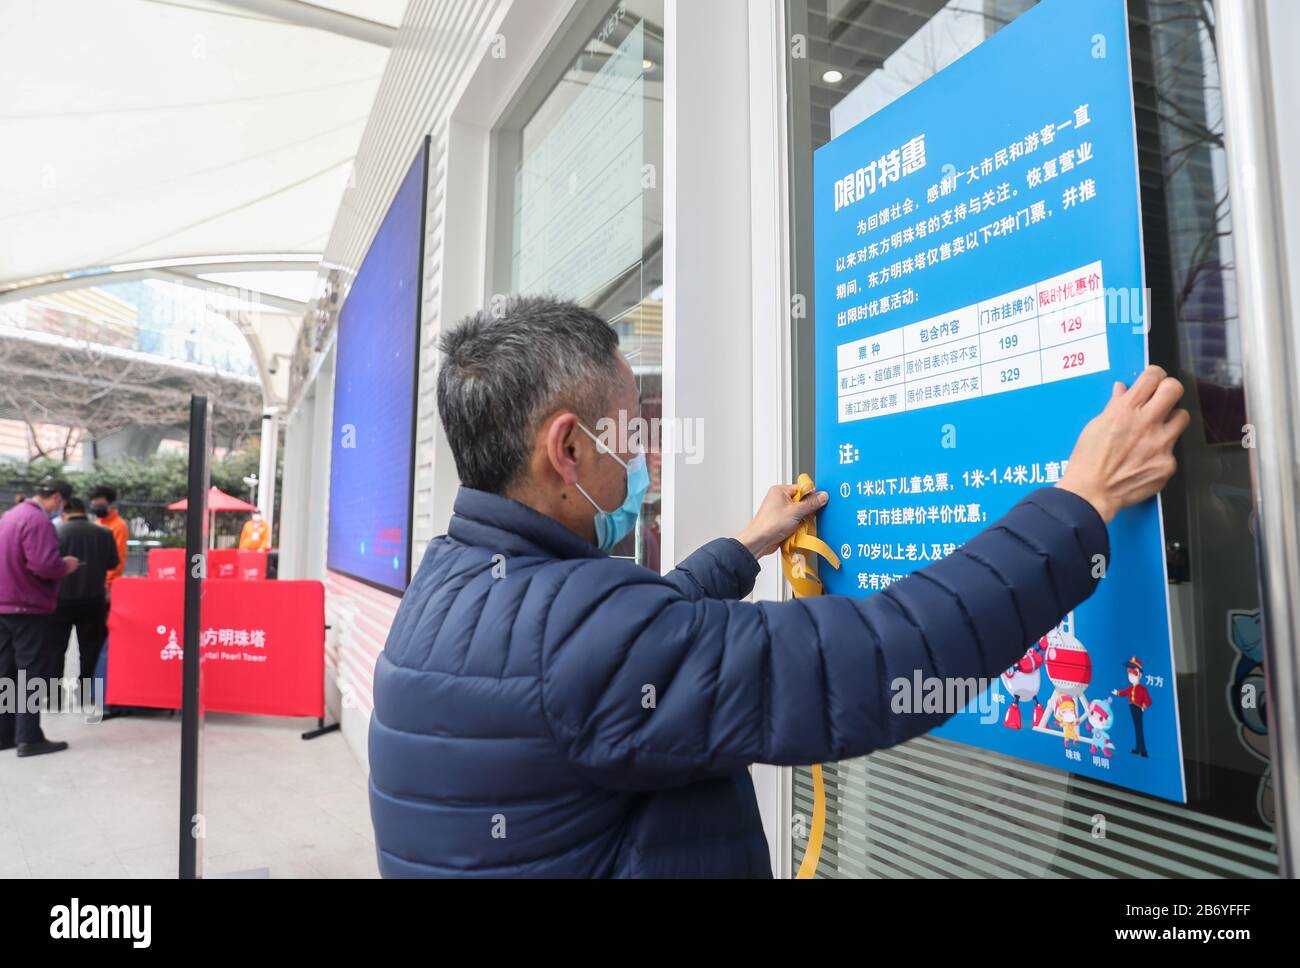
[1001,640,1046,730]
[159,625,182,661]
[1031,616,1112,754]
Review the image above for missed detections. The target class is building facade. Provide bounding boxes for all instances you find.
[281,0,1300,878]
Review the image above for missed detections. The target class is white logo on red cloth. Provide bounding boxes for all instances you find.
[158,626,182,661]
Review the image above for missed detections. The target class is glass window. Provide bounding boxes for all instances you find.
[490,0,664,571]
[786,0,1278,877]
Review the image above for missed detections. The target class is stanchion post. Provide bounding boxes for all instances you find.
[180,395,212,879]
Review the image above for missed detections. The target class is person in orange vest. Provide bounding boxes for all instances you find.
[88,486,128,601]
[239,510,271,551]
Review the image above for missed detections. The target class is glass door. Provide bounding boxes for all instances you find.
[785,0,1279,877]
[489,0,665,571]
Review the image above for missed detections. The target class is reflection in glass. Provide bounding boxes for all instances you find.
[499,0,664,571]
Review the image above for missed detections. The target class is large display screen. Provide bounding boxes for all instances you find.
[326,138,427,594]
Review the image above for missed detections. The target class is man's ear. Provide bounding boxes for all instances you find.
[544,412,583,486]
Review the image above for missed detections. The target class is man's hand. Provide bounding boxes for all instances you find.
[1057,365,1190,524]
[737,484,830,559]
[62,556,80,576]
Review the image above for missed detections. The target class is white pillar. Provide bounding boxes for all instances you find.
[258,409,280,529]
[665,0,794,876]
[662,0,756,568]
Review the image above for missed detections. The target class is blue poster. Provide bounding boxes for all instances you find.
[813,0,1185,801]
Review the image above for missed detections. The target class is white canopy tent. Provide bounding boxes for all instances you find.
[0,0,409,522]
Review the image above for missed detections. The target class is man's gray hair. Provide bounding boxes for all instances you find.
[437,295,623,494]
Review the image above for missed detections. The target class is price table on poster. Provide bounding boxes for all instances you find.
[836,260,1108,422]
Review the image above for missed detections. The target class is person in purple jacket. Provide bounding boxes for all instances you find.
[0,478,81,757]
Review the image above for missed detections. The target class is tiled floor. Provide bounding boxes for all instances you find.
[0,707,377,879]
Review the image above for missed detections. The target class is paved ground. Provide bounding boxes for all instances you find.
[0,707,377,878]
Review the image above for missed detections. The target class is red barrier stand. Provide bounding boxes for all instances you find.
[147,547,185,580]
[236,550,268,580]
[107,577,325,718]
[148,547,269,581]
[207,548,240,579]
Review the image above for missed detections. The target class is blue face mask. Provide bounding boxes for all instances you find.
[574,422,649,553]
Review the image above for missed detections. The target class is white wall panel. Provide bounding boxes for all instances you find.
[281,0,511,766]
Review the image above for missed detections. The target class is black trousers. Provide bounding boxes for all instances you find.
[1130,704,1148,756]
[46,596,108,708]
[0,613,52,746]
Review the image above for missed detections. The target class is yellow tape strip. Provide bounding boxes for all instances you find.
[780,474,838,880]
[795,764,826,880]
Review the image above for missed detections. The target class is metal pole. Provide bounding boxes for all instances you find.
[258,409,280,533]
[1215,0,1300,877]
[179,395,212,879]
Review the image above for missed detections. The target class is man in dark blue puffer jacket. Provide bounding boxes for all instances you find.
[369,296,1188,877]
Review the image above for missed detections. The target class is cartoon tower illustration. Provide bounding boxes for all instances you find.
[1000,640,1046,729]
[1033,612,1110,753]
